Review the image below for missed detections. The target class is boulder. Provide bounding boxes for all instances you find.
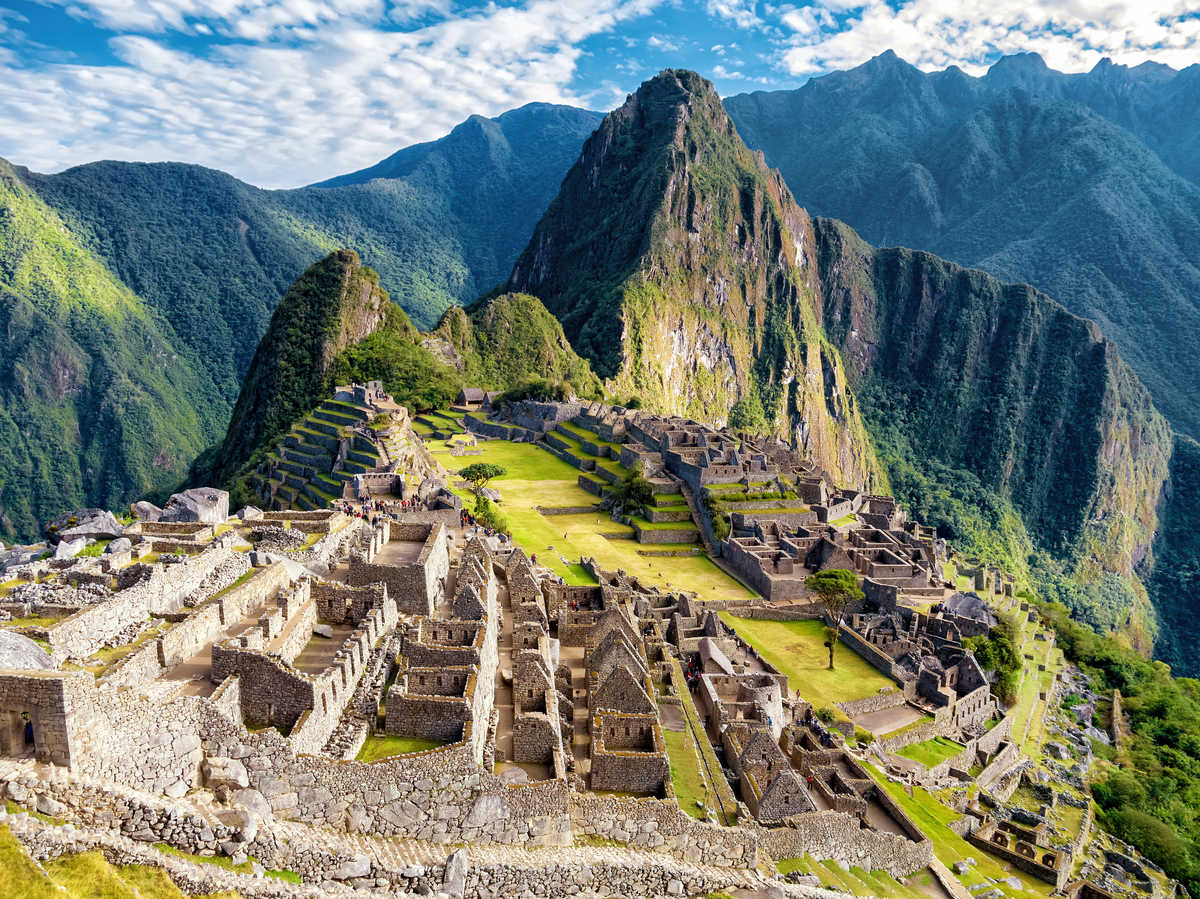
[105,537,132,555]
[312,623,334,639]
[35,794,66,818]
[418,477,445,502]
[442,848,468,898]
[479,487,501,502]
[238,506,264,522]
[0,631,54,670]
[332,855,372,880]
[54,537,87,560]
[161,488,229,525]
[59,511,125,541]
[202,756,249,791]
[131,501,163,522]
[231,788,274,824]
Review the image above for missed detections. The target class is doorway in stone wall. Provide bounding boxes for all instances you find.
[0,709,36,759]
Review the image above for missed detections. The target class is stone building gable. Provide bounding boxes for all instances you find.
[592,665,654,714]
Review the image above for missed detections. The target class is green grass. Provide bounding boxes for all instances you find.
[77,539,111,558]
[718,614,896,704]
[356,734,445,761]
[774,853,928,898]
[631,516,699,531]
[897,736,965,768]
[664,727,709,819]
[830,512,858,527]
[428,439,755,599]
[557,420,623,450]
[1,615,62,628]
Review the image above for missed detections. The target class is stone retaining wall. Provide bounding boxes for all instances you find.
[837,689,906,718]
[570,793,757,868]
[47,538,240,661]
[759,810,932,878]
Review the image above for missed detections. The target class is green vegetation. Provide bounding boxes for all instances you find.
[717,615,895,703]
[804,568,864,669]
[898,736,965,768]
[327,304,462,413]
[433,292,601,397]
[1038,599,1200,894]
[964,612,1022,703]
[356,734,445,761]
[774,854,937,899]
[459,462,507,496]
[0,160,222,541]
[663,728,709,819]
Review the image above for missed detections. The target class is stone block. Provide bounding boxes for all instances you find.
[203,757,249,791]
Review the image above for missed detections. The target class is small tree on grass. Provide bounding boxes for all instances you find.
[805,568,864,670]
[459,463,506,498]
[603,463,655,516]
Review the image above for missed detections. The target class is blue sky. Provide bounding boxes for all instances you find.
[2,0,1198,187]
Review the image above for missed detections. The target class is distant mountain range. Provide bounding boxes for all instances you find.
[725,50,1200,440]
[0,103,598,538]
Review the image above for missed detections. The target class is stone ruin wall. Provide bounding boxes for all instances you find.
[570,792,757,868]
[348,523,449,617]
[45,537,241,661]
[102,562,292,692]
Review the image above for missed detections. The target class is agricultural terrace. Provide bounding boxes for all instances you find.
[423,423,756,601]
[717,615,896,705]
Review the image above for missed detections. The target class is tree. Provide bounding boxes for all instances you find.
[603,463,655,515]
[805,569,864,669]
[459,463,506,497]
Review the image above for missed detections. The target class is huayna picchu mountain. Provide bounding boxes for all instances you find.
[506,69,883,490]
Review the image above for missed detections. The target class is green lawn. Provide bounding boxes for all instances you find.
[356,734,444,761]
[898,736,965,768]
[429,439,756,599]
[717,615,896,704]
[664,728,709,819]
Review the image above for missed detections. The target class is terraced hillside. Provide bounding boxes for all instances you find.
[251,398,378,510]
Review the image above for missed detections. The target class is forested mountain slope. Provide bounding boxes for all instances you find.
[0,160,218,538]
[0,103,598,540]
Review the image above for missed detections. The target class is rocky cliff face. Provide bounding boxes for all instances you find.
[507,70,882,489]
[213,249,391,483]
[815,217,1173,647]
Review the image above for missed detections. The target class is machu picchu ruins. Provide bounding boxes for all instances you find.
[0,388,1175,899]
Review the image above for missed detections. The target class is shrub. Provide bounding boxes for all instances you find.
[815,706,836,724]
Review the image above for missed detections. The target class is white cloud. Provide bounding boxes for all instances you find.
[707,0,761,30]
[647,34,680,51]
[0,0,662,187]
[779,0,1200,76]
